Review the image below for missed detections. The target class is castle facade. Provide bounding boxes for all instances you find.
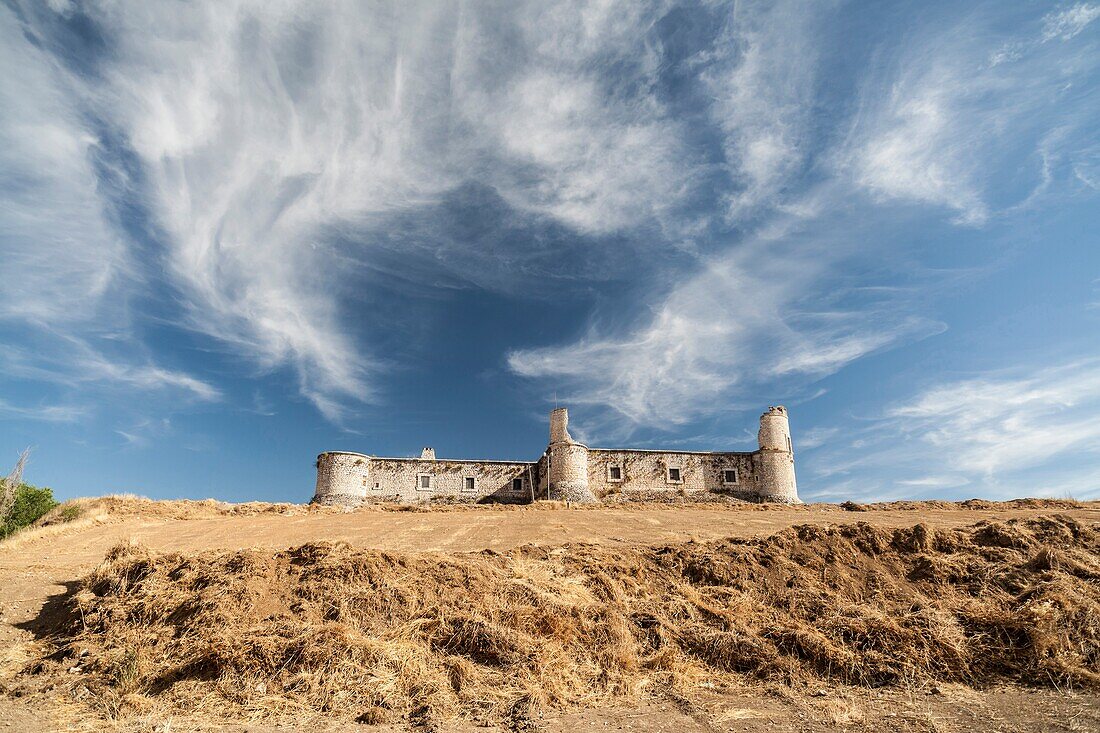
[313,406,799,505]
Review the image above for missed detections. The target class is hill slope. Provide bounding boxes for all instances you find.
[2,498,1099,731]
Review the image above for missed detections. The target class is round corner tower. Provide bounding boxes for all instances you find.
[755,406,800,503]
[313,451,370,506]
[546,408,596,503]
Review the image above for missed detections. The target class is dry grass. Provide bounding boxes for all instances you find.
[0,496,320,549]
[19,513,1100,727]
[49,494,315,520]
[8,492,1091,532]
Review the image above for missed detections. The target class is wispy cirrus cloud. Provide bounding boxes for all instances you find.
[0,3,123,325]
[509,224,944,432]
[0,399,86,423]
[889,360,1100,478]
[511,1,1099,440]
[803,359,1100,502]
[703,0,825,220]
[77,357,221,403]
[7,0,719,420]
[1,3,216,422]
[1042,3,1100,42]
[0,331,221,406]
[845,3,1099,225]
[4,0,1099,452]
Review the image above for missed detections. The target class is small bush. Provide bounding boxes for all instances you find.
[57,502,83,523]
[1,483,59,539]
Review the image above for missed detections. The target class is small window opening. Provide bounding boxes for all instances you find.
[723,469,739,485]
[417,473,433,491]
[512,477,524,492]
[464,476,477,492]
[607,465,623,482]
[667,467,682,483]
[787,436,792,452]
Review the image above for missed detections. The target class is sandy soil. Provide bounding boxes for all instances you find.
[2,498,1099,731]
[2,683,1097,732]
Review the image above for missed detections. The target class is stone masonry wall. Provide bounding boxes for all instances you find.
[753,451,799,503]
[587,450,757,501]
[314,406,799,505]
[314,452,536,505]
[314,452,370,504]
[547,442,596,502]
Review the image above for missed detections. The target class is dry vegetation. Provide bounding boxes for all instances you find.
[20,513,1100,728]
[7,492,1088,534]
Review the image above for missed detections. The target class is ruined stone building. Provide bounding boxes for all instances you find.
[313,406,799,505]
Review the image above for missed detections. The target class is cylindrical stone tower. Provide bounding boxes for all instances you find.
[313,451,370,506]
[755,406,800,503]
[546,408,596,503]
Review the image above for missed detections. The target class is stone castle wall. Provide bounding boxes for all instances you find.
[314,452,371,505]
[755,406,798,502]
[754,451,798,503]
[314,406,799,505]
[314,453,535,505]
[547,442,596,502]
[586,449,758,501]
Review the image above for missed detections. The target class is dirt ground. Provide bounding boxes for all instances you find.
[2,498,1099,731]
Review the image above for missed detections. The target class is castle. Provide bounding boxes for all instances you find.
[313,406,799,505]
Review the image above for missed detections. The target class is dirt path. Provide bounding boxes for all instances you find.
[2,500,1099,731]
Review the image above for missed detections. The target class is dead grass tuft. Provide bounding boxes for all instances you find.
[23,514,1100,725]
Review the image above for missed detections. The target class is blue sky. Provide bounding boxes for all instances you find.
[1,0,1098,503]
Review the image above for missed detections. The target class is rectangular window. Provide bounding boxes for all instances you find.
[373,482,381,490]
[463,476,477,492]
[667,466,682,483]
[512,477,524,492]
[417,473,433,491]
[607,465,623,482]
[723,469,739,485]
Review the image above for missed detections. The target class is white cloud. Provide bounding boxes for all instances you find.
[0,336,221,405]
[1042,3,1100,42]
[0,3,217,419]
[0,4,124,325]
[0,399,85,423]
[797,426,839,451]
[889,360,1100,477]
[478,69,695,234]
[703,0,823,219]
[845,5,1098,226]
[6,0,710,418]
[508,229,941,432]
[81,361,222,403]
[115,417,172,448]
[6,0,1098,435]
[850,79,989,226]
[44,0,73,16]
[803,360,1100,502]
[896,476,971,489]
[510,2,1100,434]
[501,4,1096,441]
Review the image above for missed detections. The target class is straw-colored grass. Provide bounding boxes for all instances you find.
[22,514,1100,727]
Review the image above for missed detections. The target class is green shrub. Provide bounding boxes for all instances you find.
[57,502,83,523]
[0,483,59,539]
